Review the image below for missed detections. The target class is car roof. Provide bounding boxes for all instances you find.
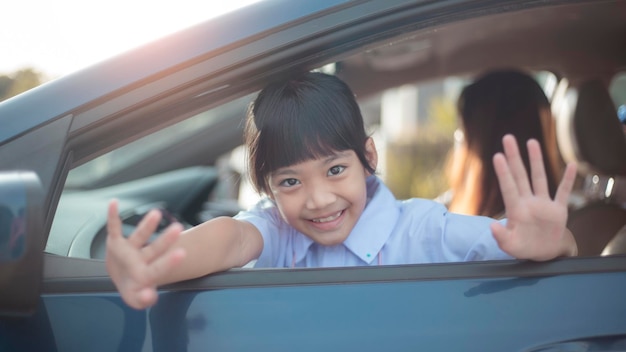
[4,0,624,144]
[339,1,626,98]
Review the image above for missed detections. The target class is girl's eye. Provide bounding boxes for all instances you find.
[328,165,346,176]
[279,178,300,187]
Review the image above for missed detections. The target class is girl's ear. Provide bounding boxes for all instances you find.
[364,137,378,174]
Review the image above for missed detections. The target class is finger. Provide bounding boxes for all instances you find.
[502,134,532,196]
[527,139,549,197]
[106,199,142,266]
[137,288,158,309]
[106,227,149,279]
[127,209,163,248]
[141,222,184,263]
[107,199,123,241]
[106,200,144,267]
[122,287,158,310]
[143,247,187,285]
[554,162,577,206]
[490,221,513,256]
[493,152,519,210]
[126,247,184,308]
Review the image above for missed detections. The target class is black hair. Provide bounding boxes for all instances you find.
[457,69,553,178]
[447,69,560,217]
[245,72,375,194]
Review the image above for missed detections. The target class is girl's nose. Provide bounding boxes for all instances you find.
[305,185,337,210]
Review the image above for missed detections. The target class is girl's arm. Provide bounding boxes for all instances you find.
[105,199,263,309]
[491,134,578,260]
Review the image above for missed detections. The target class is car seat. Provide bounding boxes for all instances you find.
[552,79,626,256]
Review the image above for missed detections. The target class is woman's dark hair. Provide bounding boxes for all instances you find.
[446,69,562,217]
[245,72,375,194]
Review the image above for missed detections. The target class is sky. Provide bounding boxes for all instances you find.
[1,0,262,79]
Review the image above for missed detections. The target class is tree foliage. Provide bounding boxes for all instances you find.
[0,68,45,102]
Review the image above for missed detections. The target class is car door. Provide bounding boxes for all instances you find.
[5,256,624,351]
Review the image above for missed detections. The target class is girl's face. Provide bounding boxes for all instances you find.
[267,139,377,246]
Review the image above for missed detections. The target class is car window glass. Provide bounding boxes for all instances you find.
[49,96,252,258]
[65,95,251,190]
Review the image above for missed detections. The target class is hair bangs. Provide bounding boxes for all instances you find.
[258,91,356,174]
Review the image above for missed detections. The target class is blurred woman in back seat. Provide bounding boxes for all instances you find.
[444,69,563,218]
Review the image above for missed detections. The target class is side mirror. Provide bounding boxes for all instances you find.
[0,171,45,316]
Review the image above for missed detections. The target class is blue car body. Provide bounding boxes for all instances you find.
[5,267,626,351]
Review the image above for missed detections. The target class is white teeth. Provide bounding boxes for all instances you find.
[312,211,342,223]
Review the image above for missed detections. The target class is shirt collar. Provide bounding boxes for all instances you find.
[292,230,315,266]
[343,175,399,264]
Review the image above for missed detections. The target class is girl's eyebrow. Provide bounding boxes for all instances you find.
[323,150,351,164]
[271,151,352,177]
[272,168,297,177]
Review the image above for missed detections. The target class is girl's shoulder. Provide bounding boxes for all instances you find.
[236,198,285,226]
[396,197,450,224]
[397,196,495,228]
[399,196,448,212]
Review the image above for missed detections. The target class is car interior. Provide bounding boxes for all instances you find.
[47,0,626,262]
[553,78,626,255]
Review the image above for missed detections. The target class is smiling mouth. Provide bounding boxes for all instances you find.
[311,210,343,223]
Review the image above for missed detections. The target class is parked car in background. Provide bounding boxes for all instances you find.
[1,0,625,351]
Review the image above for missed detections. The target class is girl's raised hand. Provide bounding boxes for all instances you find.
[105,200,186,309]
[490,135,578,260]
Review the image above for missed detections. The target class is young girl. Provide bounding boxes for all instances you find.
[106,72,578,309]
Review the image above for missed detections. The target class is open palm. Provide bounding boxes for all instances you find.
[106,200,186,309]
[491,135,578,260]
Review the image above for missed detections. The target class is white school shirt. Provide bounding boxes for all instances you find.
[234,176,512,268]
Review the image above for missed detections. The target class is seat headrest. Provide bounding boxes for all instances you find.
[553,79,626,176]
